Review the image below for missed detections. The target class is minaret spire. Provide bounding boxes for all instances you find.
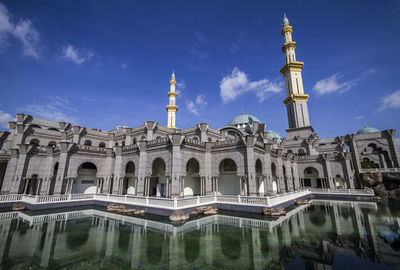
[280,14,313,137]
[166,70,178,129]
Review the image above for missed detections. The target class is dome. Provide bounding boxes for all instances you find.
[268,130,283,142]
[283,13,289,25]
[357,125,379,134]
[229,114,262,126]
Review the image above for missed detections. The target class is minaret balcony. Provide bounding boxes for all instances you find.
[280,61,304,75]
[281,25,293,36]
[281,41,296,53]
[168,91,178,97]
[166,105,178,112]
[283,94,309,105]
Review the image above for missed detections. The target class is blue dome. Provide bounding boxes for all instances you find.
[268,130,283,142]
[283,17,289,24]
[357,126,379,134]
[229,114,262,126]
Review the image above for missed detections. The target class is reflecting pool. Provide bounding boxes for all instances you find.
[0,199,400,269]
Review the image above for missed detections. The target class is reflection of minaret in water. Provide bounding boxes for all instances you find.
[280,13,314,138]
[166,71,178,129]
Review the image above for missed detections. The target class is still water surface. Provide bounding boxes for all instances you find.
[0,199,399,269]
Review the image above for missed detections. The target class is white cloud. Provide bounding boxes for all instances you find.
[12,20,39,58]
[378,89,400,111]
[186,94,208,116]
[186,101,198,116]
[121,63,128,69]
[0,2,40,58]
[62,44,88,64]
[176,80,186,96]
[355,115,364,120]
[219,67,282,103]
[21,97,78,123]
[196,94,207,106]
[312,73,358,95]
[0,110,15,129]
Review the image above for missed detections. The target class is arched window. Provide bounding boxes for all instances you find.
[48,127,59,132]
[84,140,92,146]
[121,140,125,147]
[115,142,119,146]
[192,136,199,141]
[208,138,212,142]
[298,148,306,156]
[29,138,40,146]
[141,136,146,140]
[156,136,162,140]
[133,138,137,144]
[99,142,106,148]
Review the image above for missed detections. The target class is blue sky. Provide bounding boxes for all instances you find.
[0,0,399,144]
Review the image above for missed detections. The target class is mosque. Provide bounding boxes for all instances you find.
[0,15,398,198]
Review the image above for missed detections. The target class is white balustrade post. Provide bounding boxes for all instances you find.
[197,195,200,206]
[238,195,241,204]
[146,196,149,206]
[107,194,110,201]
[68,193,72,201]
[174,197,177,209]
[124,195,127,202]
[266,196,271,207]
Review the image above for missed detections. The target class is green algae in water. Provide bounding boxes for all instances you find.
[0,199,399,269]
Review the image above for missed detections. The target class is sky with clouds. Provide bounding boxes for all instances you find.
[0,0,399,145]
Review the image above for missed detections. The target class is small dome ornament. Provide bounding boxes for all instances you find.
[171,70,175,79]
[283,12,289,25]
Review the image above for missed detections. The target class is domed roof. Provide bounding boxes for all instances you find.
[268,130,283,142]
[229,114,262,126]
[283,13,289,25]
[357,125,379,134]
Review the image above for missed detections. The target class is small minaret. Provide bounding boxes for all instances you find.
[280,13,312,135]
[166,71,178,129]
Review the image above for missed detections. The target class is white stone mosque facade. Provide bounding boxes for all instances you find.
[0,15,398,198]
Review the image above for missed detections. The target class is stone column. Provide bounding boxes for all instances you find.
[170,133,182,198]
[341,152,355,189]
[204,142,213,195]
[284,159,293,191]
[276,150,285,193]
[11,144,29,194]
[245,135,257,196]
[53,141,70,195]
[291,162,300,190]
[40,146,54,195]
[385,129,400,167]
[321,153,335,189]
[263,144,273,195]
[1,149,19,193]
[102,148,114,194]
[112,146,123,194]
[136,140,148,196]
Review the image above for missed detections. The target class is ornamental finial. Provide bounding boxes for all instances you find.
[171,70,175,78]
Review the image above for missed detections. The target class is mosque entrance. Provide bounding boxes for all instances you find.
[303,167,321,188]
[123,161,135,195]
[26,174,40,195]
[271,163,278,194]
[184,158,200,197]
[218,159,240,195]
[72,162,97,194]
[150,158,166,197]
[256,159,264,196]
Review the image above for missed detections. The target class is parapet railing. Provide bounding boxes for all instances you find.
[309,187,375,195]
[360,168,400,173]
[0,187,375,210]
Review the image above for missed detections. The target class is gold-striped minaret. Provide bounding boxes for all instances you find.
[280,13,311,130]
[166,71,178,129]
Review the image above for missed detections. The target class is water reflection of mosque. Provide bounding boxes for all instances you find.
[0,201,399,269]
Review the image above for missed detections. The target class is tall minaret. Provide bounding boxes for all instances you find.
[280,13,313,137]
[166,71,178,129]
